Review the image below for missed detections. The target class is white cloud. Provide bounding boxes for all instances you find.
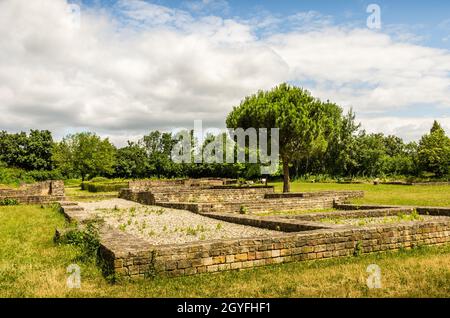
[0,0,449,146]
[360,117,450,142]
[183,0,230,15]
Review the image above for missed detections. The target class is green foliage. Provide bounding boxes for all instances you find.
[83,181,128,193]
[53,132,116,181]
[226,83,345,192]
[239,205,248,214]
[0,130,53,171]
[115,142,149,178]
[0,164,63,186]
[353,241,363,257]
[418,121,450,177]
[0,198,19,206]
[57,222,100,262]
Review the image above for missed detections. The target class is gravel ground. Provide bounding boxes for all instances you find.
[78,199,279,245]
[319,215,442,226]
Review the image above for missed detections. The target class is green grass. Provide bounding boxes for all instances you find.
[270,181,450,207]
[65,187,118,202]
[1,204,450,297]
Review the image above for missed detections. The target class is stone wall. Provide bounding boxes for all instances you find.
[155,198,336,214]
[265,190,364,200]
[120,181,364,214]
[56,201,450,280]
[127,178,234,191]
[128,179,186,191]
[105,218,450,279]
[151,187,274,203]
[0,180,65,204]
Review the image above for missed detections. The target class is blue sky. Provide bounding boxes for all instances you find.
[1,0,449,144]
[80,0,450,48]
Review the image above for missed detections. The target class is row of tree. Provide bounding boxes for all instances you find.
[1,84,449,188]
[226,83,450,191]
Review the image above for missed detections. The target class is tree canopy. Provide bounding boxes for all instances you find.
[418,121,450,177]
[53,132,116,181]
[226,83,343,192]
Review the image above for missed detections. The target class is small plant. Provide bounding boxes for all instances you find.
[119,223,127,231]
[127,219,132,226]
[199,234,206,240]
[357,219,367,226]
[353,241,363,257]
[56,221,100,262]
[239,205,248,214]
[216,223,223,230]
[148,230,156,237]
[155,208,165,215]
[185,226,197,236]
[163,225,168,232]
[144,250,158,279]
[0,198,19,206]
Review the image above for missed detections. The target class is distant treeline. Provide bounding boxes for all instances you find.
[0,119,449,183]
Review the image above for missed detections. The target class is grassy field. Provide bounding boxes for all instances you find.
[1,198,450,297]
[64,186,118,202]
[270,181,450,207]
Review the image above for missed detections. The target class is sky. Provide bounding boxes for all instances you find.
[0,0,449,146]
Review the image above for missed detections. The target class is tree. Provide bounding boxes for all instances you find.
[226,83,338,192]
[115,141,149,178]
[418,121,450,177]
[0,130,53,171]
[53,132,116,181]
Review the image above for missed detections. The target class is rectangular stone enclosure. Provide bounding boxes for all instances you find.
[56,179,450,279]
[0,180,65,204]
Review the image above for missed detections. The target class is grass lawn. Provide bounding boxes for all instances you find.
[64,187,118,202]
[1,203,450,297]
[270,181,450,207]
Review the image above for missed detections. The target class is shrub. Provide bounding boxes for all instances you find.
[0,198,19,206]
[56,222,100,262]
[25,169,63,181]
[89,177,110,183]
[86,182,128,193]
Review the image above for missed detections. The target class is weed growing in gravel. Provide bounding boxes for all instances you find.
[216,223,223,230]
[184,225,209,236]
[154,208,165,215]
[119,224,127,231]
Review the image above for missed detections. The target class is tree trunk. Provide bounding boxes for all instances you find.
[282,160,290,193]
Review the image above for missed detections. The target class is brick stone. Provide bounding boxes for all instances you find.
[235,253,248,261]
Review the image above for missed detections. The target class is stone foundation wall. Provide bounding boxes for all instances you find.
[128,178,234,191]
[119,189,155,205]
[120,186,363,214]
[152,187,274,203]
[106,219,450,278]
[128,179,186,191]
[0,180,64,203]
[265,190,364,200]
[56,201,450,280]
